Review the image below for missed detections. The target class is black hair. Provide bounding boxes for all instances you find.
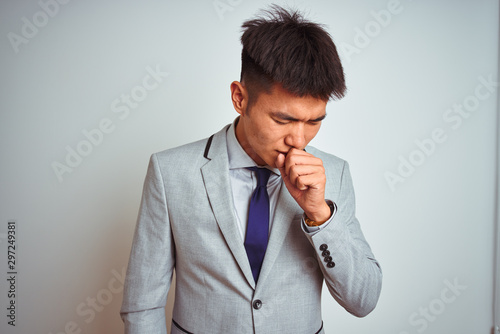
[240,5,346,107]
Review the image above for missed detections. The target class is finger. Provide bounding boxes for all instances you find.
[288,164,325,178]
[284,152,323,176]
[286,153,323,166]
[286,147,311,158]
[275,152,286,175]
[285,148,322,164]
[293,172,326,191]
[288,165,325,188]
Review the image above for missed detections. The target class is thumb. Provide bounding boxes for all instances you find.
[275,153,286,176]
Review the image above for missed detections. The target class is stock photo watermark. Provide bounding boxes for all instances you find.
[213,0,243,21]
[385,74,498,192]
[5,221,18,327]
[7,0,72,54]
[47,266,126,334]
[398,277,467,334]
[51,64,169,183]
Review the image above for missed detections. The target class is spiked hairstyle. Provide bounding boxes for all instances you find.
[240,5,346,108]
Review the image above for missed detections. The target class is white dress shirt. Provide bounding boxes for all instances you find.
[225,119,333,240]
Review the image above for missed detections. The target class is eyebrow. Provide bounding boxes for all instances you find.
[271,111,327,122]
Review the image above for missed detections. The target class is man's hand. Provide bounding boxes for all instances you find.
[275,148,331,223]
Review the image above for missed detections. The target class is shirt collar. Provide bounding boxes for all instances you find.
[226,118,280,175]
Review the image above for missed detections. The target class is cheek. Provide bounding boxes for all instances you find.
[304,126,321,143]
[263,127,285,147]
[253,122,279,145]
[255,132,275,148]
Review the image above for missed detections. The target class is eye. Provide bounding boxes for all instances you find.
[274,119,288,125]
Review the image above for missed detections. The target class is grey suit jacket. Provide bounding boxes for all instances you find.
[121,124,382,334]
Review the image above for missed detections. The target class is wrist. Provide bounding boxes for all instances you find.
[305,201,332,226]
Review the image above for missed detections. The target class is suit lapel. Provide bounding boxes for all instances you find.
[257,182,301,287]
[200,126,255,289]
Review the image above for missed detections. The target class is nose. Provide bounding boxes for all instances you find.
[284,123,306,149]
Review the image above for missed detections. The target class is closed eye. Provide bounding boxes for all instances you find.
[271,111,326,125]
[274,118,288,125]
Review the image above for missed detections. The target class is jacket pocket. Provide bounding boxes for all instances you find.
[314,321,324,334]
[172,319,194,334]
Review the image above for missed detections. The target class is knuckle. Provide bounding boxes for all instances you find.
[296,175,304,187]
[286,154,297,164]
[288,164,298,173]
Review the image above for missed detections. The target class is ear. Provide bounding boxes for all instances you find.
[230,81,248,116]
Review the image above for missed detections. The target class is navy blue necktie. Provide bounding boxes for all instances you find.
[245,167,271,283]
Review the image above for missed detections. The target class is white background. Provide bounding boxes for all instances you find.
[0,0,498,333]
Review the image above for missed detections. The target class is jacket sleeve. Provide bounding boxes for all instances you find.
[303,161,382,317]
[120,154,174,334]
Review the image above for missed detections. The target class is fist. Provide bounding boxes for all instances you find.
[275,148,331,223]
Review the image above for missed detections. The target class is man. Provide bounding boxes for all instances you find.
[121,5,382,334]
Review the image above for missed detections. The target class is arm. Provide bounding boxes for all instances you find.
[276,149,382,317]
[303,161,382,317]
[120,154,175,333]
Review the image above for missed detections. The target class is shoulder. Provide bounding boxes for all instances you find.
[157,137,208,158]
[151,124,229,170]
[152,137,210,170]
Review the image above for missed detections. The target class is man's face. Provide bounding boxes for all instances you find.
[234,83,327,168]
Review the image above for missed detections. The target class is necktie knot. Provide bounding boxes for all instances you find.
[247,167,271,188]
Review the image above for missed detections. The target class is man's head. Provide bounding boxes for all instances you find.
[240,5,345,108]
[231,5,345,167]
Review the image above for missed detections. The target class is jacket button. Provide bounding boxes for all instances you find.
[322,250,330,257]
[319,244,328,251]
[324,256,332,263]
[253,299,262,310]
[327,261,336,268]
